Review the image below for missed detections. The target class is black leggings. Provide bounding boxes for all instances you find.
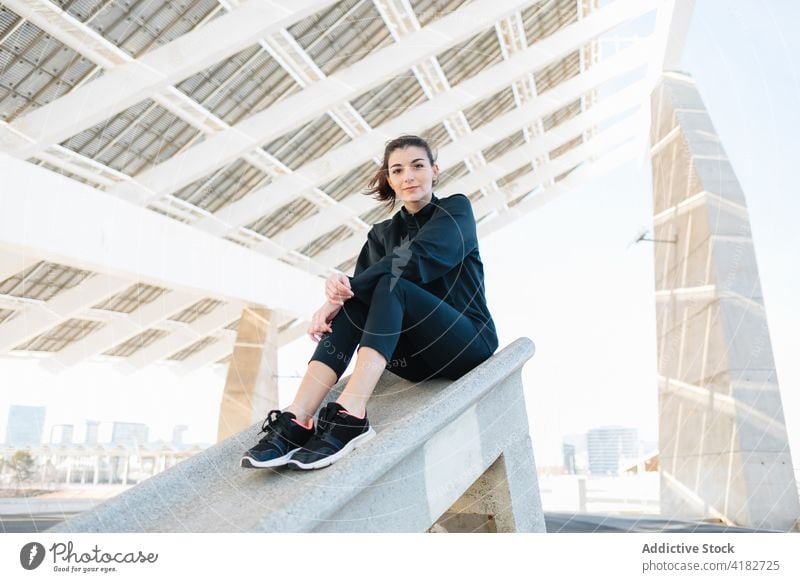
[309,274,494,382]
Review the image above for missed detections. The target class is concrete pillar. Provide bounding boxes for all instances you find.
[216,306,280,442]
[650,72,800,531]
[444,454,515,532]
[430,434,545,533]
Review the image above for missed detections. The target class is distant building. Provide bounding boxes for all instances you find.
[172,425,188,445]
[84,420,99,446]
[563,443,577,474]
[110,422,149,447]
[587,426,639,475]
[5,405,46,446]
[50,424,74,445]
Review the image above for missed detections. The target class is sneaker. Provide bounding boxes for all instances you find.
[241,409,314,469]
[287,402,376,470]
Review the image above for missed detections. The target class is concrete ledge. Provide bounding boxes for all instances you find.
[51,337,543,532]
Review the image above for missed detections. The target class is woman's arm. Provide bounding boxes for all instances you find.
[347,194,477,303]
[354,227,386,277]
[325,226,385,304]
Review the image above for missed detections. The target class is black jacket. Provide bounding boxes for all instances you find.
[348,192,499,353]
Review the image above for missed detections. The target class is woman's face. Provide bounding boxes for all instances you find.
[387,146,439,204]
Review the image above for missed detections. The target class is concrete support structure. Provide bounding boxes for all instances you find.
[650,72,800,531]
[216,307,279,442]
[50,338,543,533]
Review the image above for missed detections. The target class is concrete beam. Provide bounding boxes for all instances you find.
[0,273,129,352]
[4,0,342,157]
[50,338,544,532]
[0,153,321,317]
[43,291,201,370]
[117,301,244,371]
[0,251,38,282]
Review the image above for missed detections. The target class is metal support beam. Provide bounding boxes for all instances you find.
[177,333,236,375]
[0,251,38,282]
[0,153,322,317]
[117,301,244,371]
[106,0,659,207]
[3,0,342,157]
[277,79,647,253]
[0,273,129,352]
[478,138,640,238]
[314,114,639,267]
[196,33,653,240]
[42,290,202,370]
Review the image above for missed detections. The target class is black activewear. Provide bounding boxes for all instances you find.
[309,192,499,381]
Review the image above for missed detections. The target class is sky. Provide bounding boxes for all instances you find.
[1,1,798,469]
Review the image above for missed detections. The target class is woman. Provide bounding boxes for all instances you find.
[241,135,499,470]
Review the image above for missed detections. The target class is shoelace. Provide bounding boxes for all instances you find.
[257,409,287,444]
[316,406,341,436]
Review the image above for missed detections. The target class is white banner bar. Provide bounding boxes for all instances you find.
[2,533,798,581]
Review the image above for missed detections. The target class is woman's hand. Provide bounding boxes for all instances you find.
[325,273,354,305]
[307,300,343,343]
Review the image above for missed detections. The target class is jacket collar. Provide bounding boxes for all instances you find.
[399,192,439,222]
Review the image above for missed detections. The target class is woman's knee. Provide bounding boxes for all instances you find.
[374,273,412,297]
[337,295,368,323]
[374,273,394,292]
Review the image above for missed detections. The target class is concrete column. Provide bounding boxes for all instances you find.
[445,454,515,532]
[216,306,280,442]
[122,456,130,486]
[650,72,800,531]
[93,455,100,485]
[431,433,545,533]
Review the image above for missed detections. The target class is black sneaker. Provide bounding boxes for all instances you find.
[241,410,314,469]
[287,402,376,470]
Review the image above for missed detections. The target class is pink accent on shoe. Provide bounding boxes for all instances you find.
[292,417,313,429]
[338,405,366,419]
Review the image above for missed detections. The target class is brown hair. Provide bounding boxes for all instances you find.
[364,135,439,210]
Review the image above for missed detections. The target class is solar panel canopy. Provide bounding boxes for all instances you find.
[0,0,686,371]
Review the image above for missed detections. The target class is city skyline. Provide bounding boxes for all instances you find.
[1,404,209,447]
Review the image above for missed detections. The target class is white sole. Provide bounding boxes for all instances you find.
[240,447,299,469]
[287,427,376,470]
